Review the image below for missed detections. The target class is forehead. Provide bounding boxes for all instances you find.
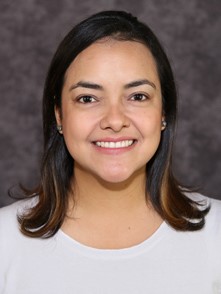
[64,39,160,87]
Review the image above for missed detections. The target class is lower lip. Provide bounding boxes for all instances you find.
[92,141,137,155]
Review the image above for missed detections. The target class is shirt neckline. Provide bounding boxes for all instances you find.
[57,221,169,259]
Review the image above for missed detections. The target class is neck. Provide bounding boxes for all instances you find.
[69,164,148,216]
[63,164,163,249]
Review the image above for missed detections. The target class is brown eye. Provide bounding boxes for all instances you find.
[131,93,148,101]
[78,96,96,103]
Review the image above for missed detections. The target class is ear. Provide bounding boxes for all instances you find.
[54,106,62,126]
[54,106,63,134]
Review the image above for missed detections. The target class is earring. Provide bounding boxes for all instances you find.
[57,125,62,133]
[162,120,167,128]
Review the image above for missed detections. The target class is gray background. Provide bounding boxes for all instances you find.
[0,0,220,207]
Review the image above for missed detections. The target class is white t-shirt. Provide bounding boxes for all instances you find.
[0,194,221,294]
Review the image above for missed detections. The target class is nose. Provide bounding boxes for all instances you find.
[99,103,130,132]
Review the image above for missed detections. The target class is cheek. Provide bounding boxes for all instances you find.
[61,110,97,145]
[135,110,162,135]
[63,120,84,143]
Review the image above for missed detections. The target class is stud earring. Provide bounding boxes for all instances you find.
[57,125,62,133]
[162,120,167,128]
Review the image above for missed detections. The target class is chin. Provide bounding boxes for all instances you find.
[102,176,129,184]
[96,174,127,184]
[96,167,144,186]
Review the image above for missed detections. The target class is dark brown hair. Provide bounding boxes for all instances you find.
[18,10,209,238]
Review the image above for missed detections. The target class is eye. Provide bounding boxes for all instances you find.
[78,95,96,103]
[130,93,149,101]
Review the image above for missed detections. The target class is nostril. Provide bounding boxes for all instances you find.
[99,111,130,131]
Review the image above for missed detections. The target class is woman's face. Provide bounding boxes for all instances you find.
[56,39,165,183]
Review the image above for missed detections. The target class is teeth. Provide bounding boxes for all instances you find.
[95,140,134,148]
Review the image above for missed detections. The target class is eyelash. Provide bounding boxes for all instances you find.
[130,93,149,101]
[76,92,149,104]
[77,95,97,103]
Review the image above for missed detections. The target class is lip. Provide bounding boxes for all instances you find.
[91,137,137,154]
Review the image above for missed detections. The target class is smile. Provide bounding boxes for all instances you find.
[94,140,135,148]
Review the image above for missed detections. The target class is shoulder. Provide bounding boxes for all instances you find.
[0,198,39,263]
[189,192,221,237]
[184,191,221,233]
[196,194,221,277]
[0,198,38,243]
[204,196,221,231]
[185,191,221,213]
[0,197,37,223]
[190,192,221,218]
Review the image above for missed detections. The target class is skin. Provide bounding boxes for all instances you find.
[55,39,165,249]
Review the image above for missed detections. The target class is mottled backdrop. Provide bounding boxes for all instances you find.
[0,0,220,207]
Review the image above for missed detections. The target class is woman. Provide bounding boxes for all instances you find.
[0,10,220,293]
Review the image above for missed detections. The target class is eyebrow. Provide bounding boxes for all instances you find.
[69,81,103,91]
[69,79,156,91]
[124,79,156,90]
